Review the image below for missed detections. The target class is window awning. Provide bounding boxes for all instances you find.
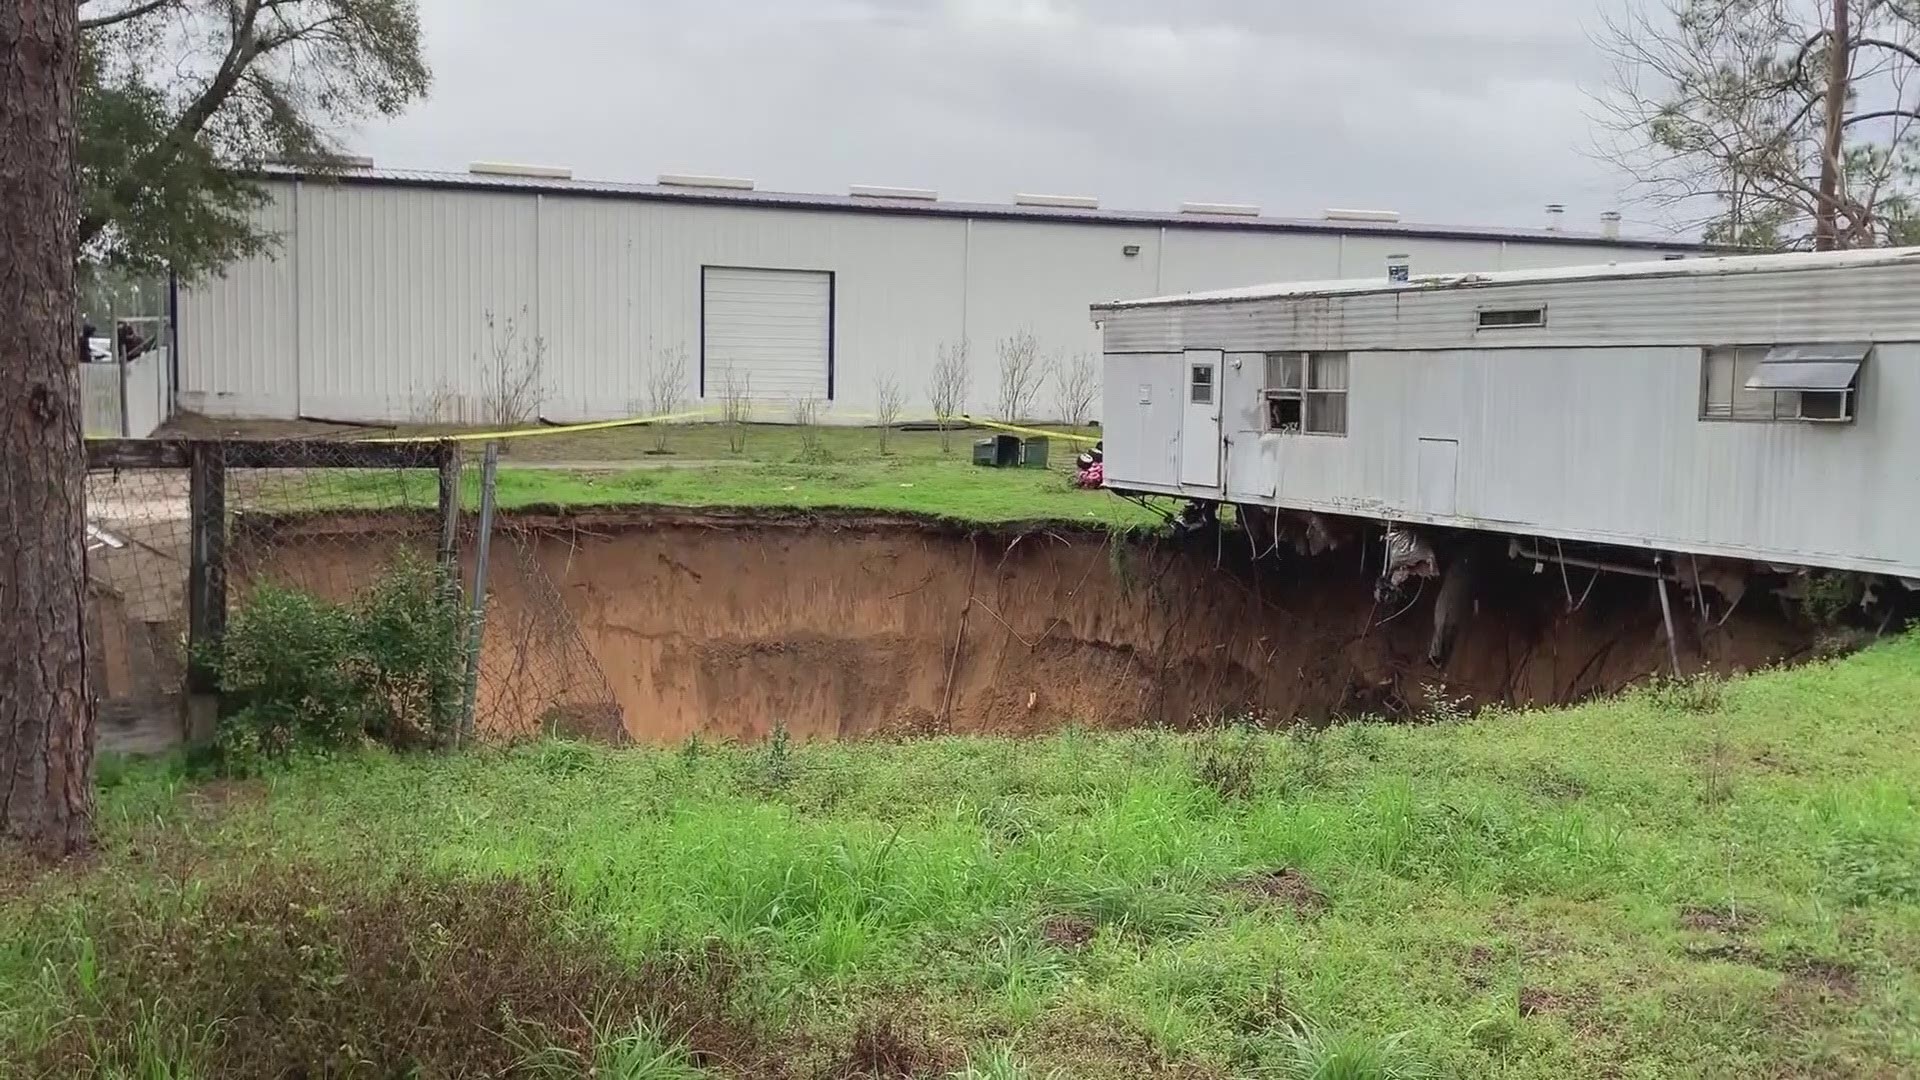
[1746,343,1870,391]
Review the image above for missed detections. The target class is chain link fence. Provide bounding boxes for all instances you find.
[85,438,622,756]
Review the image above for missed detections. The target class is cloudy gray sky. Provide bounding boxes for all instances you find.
[355,0,1656,236]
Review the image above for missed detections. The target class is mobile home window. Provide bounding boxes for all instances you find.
[1189,364,1214,404]
[1476,304,1547,329]
[1263,352,1347,435]
[1701,344,1865,422]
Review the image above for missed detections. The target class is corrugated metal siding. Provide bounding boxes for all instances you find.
[177,178,1694,424]
[1333,235,1505,278]
[964,219,1162,390]
[1101,260,1920,354]
[1159,230,1342,295]
[535,194,655,416]
[535,196,968,421]
[296,184,539,423]
[82,363,122,436]
[1199,343,1920,576]
[175,187,297,417]
[1102,354,1183,488]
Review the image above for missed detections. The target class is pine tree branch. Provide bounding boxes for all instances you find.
[1842,107,1920,124]
[78,0,178,32]
[1854,36,1920,66]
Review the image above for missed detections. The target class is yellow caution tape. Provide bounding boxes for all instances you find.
[825,410,1098,444]
[109,404,1099,447]
[363,408,715,444]
[956,416,1100,445]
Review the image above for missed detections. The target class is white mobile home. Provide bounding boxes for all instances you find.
[1093,248,1920,580]
[174,164,1690,425]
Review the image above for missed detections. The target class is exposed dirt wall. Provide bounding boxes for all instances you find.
[225,508,1815,743]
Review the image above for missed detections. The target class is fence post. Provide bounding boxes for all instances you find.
[185,440,227,747]
[436,440,460,571]
[111,296,130,438]
[458,441,500,745]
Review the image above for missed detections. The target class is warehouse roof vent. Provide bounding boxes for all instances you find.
[1014,192,1099,209]
[849,184,938,201]
[657,173,756,190]
[1322,207,1402,223]
[1179,201,1261,216]
[468,161,573,180]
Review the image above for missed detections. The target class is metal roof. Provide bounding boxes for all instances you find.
[248,164,1697,251]
[1092,246,1920,311]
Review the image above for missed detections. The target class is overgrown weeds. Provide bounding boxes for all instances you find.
[949,1043,1061,1080]
[17,868,764,1078]
[1050,879,1219,939]
[1266,1022,1431,1079]
[1193,727,1262,801]
[755,721,798,793]
[1641,672,1726,715]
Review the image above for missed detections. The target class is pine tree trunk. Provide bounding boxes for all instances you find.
[1,0,94,856]
[1813,0,1851,251]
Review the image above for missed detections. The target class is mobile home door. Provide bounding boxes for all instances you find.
[1179,350,1223,488]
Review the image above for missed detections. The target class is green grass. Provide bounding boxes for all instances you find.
[8,635,1920,1076]
[235,423,1167,526]
[491,419,1032,465]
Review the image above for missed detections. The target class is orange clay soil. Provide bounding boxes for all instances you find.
[224,506,1813,742]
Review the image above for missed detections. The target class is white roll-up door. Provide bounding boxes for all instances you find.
[702,267,833,402]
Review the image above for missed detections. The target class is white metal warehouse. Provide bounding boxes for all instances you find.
[175,163,1692,424]
[1093,247,1920,580]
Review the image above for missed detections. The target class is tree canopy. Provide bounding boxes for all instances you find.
[77,0,429,281]
[1595,0,1920,249]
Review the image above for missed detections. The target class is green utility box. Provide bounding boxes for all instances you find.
[973,434,1023,467]
[1020,436,1050,468]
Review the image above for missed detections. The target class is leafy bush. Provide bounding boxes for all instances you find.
[354,554,466,745]
[1799,571,1862,626]
[216,552,464,765]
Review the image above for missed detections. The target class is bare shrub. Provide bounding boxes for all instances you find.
[873,374,905,455]
[408,378,456,425]
[479,308,548,427]
[644,343,690,453]
[718,368,752,455]
[927,339,971,453]
[1052,349,1099,427]
[790,395,826,461]
[995,328,1048,422]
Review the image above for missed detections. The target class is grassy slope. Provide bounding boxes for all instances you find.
[242,423,1168,526]
[10,636,1920,1077]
